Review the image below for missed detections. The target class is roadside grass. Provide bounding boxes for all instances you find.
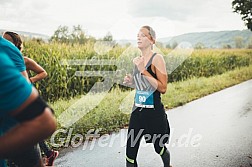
[162,64,252,108]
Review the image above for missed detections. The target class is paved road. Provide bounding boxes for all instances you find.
[54,80,252,167]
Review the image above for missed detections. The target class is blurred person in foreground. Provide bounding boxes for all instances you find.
[0,36,57,167]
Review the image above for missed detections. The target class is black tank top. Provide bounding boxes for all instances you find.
[133,53,163,110]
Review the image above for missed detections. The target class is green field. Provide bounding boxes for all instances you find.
[23,41,252,101]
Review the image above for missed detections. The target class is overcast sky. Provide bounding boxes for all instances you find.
[0,0,247,40]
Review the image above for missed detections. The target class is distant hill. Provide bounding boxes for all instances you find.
[0,29,50,41]
[159,30,252,48]
[1,29,252,48]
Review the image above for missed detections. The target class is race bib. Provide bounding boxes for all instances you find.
[134,90,154,108]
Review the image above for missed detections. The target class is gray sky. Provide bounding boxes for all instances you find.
[0,0,247,40]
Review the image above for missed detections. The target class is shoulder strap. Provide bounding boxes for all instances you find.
[145,53,157,68]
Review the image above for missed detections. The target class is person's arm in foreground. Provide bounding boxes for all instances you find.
[0,93,56,158]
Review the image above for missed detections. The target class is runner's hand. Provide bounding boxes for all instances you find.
[133,56,145,73]
[123,74,133,85]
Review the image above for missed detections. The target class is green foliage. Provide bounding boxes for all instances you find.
[232,0,252,31]
[247,37,252,48]
[70,25,87,44]
[22,40,252,102]
[50,25,70,43]
[194,42,205,49]
[50,25,93,44]
[50,25,116,45]
[168,49,251,82]
[103,32,113,41]
[234,36,244,48]
[223,44,232,49]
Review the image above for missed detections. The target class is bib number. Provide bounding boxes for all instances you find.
[135,90,154,108]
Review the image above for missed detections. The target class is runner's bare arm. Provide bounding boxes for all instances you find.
[25,57,47,83]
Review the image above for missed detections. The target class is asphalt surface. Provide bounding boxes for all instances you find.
[54,79,252,167]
